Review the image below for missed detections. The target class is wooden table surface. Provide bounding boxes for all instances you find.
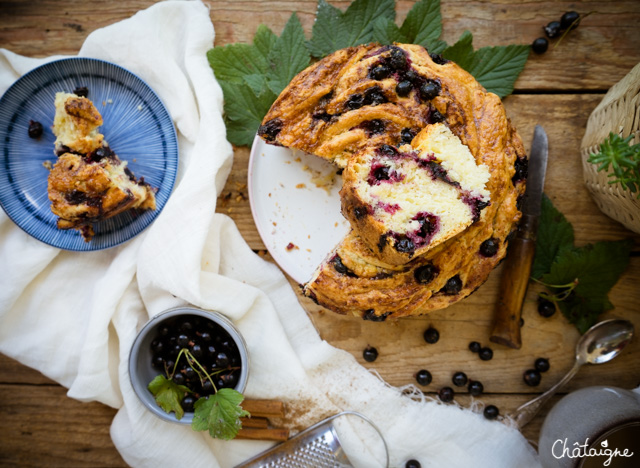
[1,1,640,466]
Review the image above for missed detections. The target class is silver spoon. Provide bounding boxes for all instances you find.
[510,319,634,428]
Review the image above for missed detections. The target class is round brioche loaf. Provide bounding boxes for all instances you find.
[258,43,527,319]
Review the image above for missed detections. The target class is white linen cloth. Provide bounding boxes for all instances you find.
[0,1,541,467]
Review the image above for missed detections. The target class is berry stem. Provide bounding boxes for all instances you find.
[553,11,595,49]
[184,350,218,392]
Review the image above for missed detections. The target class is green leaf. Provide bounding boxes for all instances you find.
[219,81,277,147]
[532,194,575,279]
[207,43,269,84]
[253,24,278,60]
[443,31,529,98]
[148,375,192,420]
[371,16,408,45]
[308,0,396,58]
[542,240,632,304]
[307,0,348,58]
[192,389,251,440]
[399,0,443,50]
[557,294,614,334]
[266,13,311,96]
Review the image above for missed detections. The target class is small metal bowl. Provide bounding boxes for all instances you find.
[128,306,249,424]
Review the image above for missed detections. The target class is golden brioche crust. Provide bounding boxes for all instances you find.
[53,92,104,154]
[258,43,527,319]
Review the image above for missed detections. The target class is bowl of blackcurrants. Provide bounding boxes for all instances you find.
[129,306,249,425]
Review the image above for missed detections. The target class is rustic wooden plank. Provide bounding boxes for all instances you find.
[0,354,56,385]
[0,1,639,91]
[0,384,126,467]
[218,94,640,251]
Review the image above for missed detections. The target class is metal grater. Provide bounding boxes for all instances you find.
[234,411,389,468]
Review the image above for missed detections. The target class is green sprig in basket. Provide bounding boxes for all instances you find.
[581,62,640,234]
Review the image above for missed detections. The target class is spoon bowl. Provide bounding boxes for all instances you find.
[577,319,635,365]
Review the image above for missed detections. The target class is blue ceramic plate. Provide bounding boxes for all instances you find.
[0,58,178,251]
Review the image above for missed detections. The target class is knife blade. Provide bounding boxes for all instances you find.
[490,125,549,349]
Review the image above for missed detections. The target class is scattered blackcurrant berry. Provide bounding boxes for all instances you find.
[479,347,493,361]
[532,37,549,54]
[405,460,421,468]
[438,386,455,403]
[416,369,432,386]
[523,369,542,386]
[484,405,499,420]
[560,11,580,31]
[73,86,89,97]
[544,21,562,38]
[28,120,43,139]
[452,372,468,387]
[468,380,484,396]
[537,297,556,317]
[468,341,481,353]
[363,346,378,363]
[535,357,550,373]
[423,327,440,344]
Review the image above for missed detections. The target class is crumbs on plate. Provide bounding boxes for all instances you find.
[285,242,299,251]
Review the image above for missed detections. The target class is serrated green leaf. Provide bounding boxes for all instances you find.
[442,31,529,98]
[266,13,311,96]
[371,16,408,45]
[542,240,632,304]
[253,24,278,59]
[192,389,250,440]
[308,0,395,58]
[148,375,191,420]
[207,43,269,83]
[308,0,348,58]
[220,81,277,146]
[399,0,442,50]
[343,0,396,47]
[532,194,575,279]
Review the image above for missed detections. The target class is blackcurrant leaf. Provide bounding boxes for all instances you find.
[532,194,574,279]
[148,375,192,420]
[192,389,250,440]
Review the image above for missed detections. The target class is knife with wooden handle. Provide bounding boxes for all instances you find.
[490,125,548,349]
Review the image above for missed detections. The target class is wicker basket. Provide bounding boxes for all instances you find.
[581,62,640,234]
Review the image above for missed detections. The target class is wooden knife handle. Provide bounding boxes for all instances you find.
[490,215,538,349]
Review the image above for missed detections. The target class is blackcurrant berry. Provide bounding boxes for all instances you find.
[416,369,432,386]
[405,460,421,468]
[484,405,499,420]
[419,80,441,100]
[532,37,549,54]
[396,80,413,97]
[414,264,438,284]
[452,372,468,387]
[173,373,185,385]
[423,327,440,344]
[395,238,415,253]
[442,275,462,295]
[523,369,542,386]
[216,352,230,368]
[468,341,481,353]
[537,297,556,318]
[438,387,455,403]
[363,346,378,363]
[181,395,195,412]
[535,357,550,373]
[370,65,391,80]
[479,347,493,361]
[468,380,484,396]
[28,120,43,139]
[544,21,562,38]
[560,11,580,31]
[479,238,499,257]
[177,334,189,347]
[400,127,416,144]
[73,86,89,97]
